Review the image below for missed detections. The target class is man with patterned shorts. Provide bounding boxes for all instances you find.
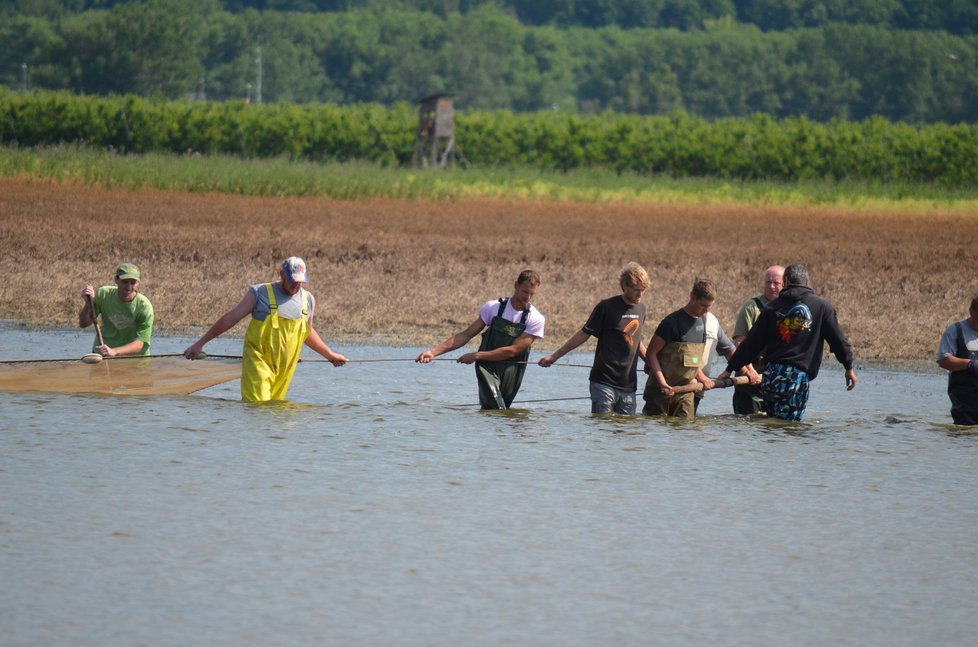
[718,264,857,421]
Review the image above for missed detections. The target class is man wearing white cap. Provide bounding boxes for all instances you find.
[184,257,347,402]
[80,262,154,357]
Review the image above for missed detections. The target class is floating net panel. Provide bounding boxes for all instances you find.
[0,356,241,396]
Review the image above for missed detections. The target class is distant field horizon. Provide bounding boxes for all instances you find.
[2,177,974,362]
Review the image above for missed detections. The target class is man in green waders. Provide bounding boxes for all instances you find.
[416,270,545,409]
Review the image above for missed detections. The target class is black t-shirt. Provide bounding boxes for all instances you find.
[583,295,646,391]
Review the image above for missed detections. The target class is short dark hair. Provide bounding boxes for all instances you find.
[970,295,978,312]
[784,264,809,287]
[691,277,716,301]
[516,269,541,287]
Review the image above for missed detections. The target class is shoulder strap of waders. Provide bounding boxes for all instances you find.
[752,297,764,311]
[496,298,507,318]
[496,297,530,326]
[264,283,279,329]
[956,321,968,358]
[300,288,309,319]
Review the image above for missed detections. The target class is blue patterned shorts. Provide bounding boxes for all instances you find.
[762,363,810,421]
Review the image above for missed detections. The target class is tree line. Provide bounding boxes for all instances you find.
[5,0,977,34]
[1,0,976,122]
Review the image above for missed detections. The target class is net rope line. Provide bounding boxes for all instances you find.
[192,355,594,368]
[0,352,188,364]
[449,396,593,408]
[0,354,591,367]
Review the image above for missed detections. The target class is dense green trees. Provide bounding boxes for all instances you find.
[4,89,976,184]
[1,1,976,123]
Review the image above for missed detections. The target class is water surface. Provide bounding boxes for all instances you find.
[1,325,974,646]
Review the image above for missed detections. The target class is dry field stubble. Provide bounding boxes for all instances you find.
[1,177,974,362]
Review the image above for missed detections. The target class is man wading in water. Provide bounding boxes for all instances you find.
[937,295,978,425]
[538,262,650,415]
[718,264,856,421]
[416,270,545,409]
[184,257,347,402]
[80,262,154,357]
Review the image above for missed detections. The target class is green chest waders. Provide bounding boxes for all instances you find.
[476,298,530,409]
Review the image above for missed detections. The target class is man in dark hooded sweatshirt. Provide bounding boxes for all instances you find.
[717,264,857,420]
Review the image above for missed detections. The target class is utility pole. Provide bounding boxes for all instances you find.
[255,47,263,105]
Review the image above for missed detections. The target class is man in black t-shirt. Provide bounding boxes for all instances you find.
[539,262,649,414]
[644,277,750,418]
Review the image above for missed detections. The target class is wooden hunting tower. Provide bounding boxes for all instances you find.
[412,94,455,168]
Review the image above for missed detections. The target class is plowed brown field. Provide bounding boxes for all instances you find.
[1,177,974,361]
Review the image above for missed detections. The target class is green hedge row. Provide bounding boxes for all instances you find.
[3,89,976,185]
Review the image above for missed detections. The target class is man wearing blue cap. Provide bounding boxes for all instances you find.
[80,262,154,356]
[184,257,347,402]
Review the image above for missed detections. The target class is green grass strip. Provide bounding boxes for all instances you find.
[1,144,976,212]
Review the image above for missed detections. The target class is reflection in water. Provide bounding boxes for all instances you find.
[1,327,976,646]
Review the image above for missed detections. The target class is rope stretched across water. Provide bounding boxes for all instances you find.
[219,355,594,406]
[304,357,593,368]
[0,352,188,364]
[450,395,592,407]
[0,354,593,368]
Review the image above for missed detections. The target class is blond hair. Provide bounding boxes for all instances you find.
[619,262,650,289]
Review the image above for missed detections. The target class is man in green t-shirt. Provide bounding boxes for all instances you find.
[79,262,154,356]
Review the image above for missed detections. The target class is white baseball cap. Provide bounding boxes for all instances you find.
[282,256,307,283]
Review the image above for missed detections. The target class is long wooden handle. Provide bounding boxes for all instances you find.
[86,294,105,347]
[670,375,750,395]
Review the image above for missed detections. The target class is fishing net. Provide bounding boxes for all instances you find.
[0,356,241,396]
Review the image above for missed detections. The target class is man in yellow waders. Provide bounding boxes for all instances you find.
[644,277,756,418]
[184,257,347,401]
[416,270,545,409]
